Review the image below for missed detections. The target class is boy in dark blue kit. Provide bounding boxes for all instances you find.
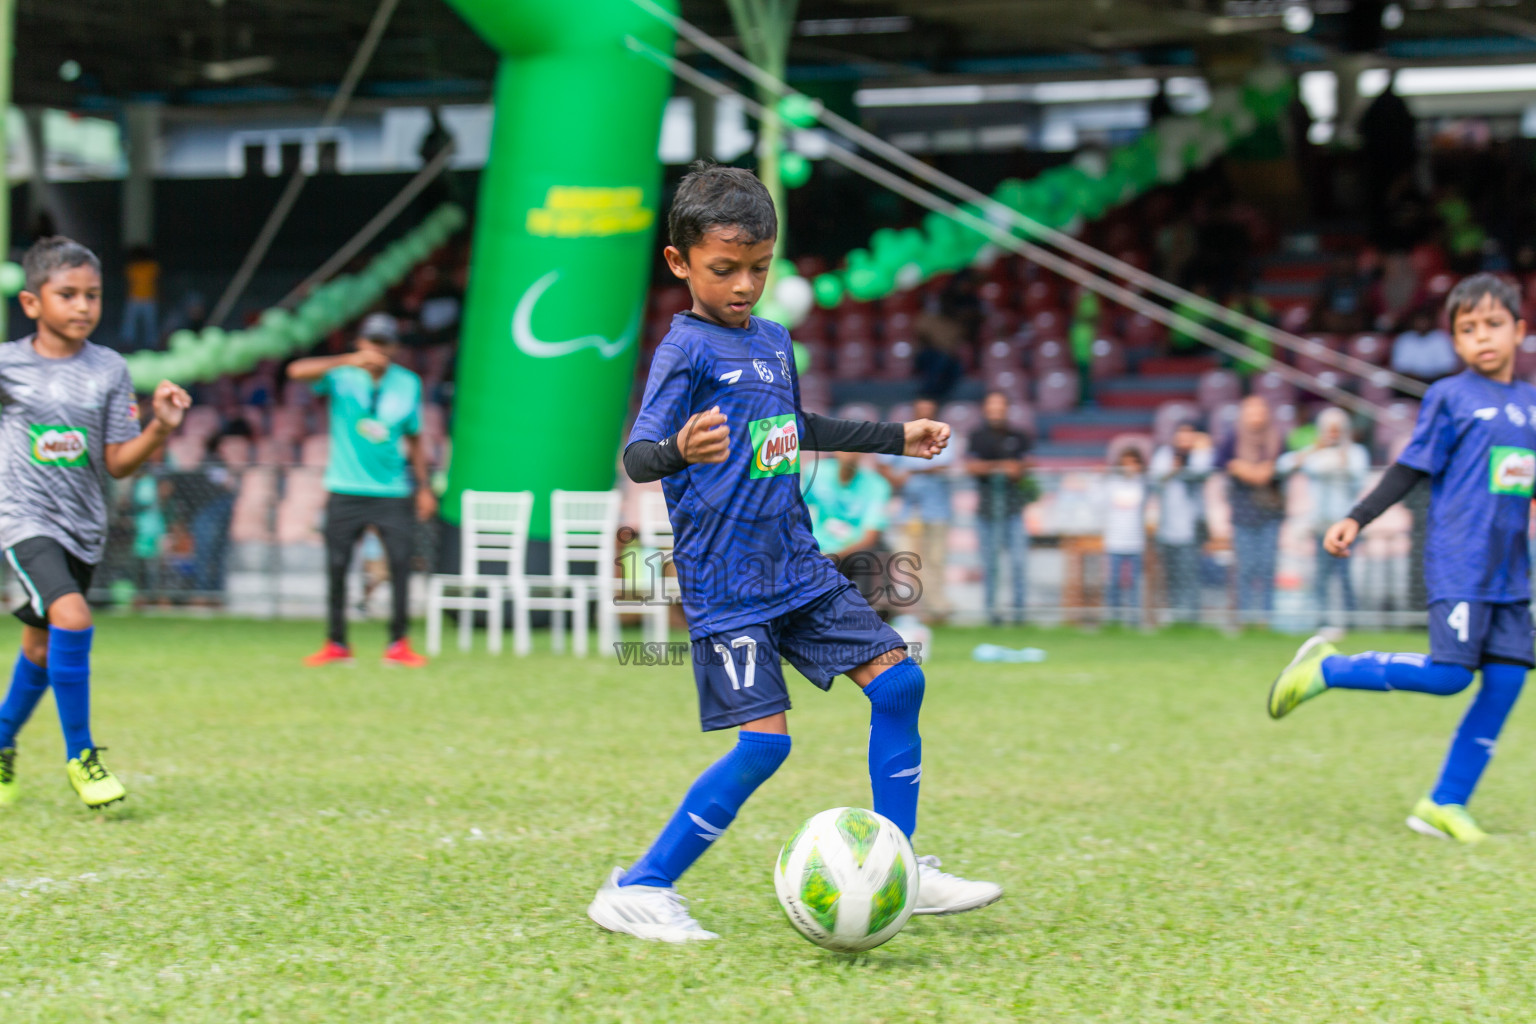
[588,163,1002,941]
[1268,274,1536,843]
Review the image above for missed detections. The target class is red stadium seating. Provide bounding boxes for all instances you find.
[1346,333,1388,366]
[980,337,1023,376]
[1196,369,1242,410]
[883,337,916,381]
[1152,401,1201,445]
[1088,338,1126,380]
[991,369,1030,407]
[834,339,875,381]
[1032,338,1072,376]
[1251,371,1297,408]
[1035,370,1079,413]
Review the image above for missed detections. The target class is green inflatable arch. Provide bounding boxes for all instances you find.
[443,0,678,535]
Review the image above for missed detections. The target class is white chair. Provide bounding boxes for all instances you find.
[518,489,621,657]
[637,490,678,644]
[425,490,532,656]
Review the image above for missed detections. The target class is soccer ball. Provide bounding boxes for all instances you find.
[773,807,919,952]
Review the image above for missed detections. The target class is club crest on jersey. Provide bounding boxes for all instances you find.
[753,358,774,383]
[29,425,88,467]
[1490,446,1536,496]
[1507,403,1528,427]
[749,413,800,478]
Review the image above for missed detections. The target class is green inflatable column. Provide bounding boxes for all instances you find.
[442,0,678,534]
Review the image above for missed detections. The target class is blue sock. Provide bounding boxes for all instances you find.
[621,730,791,888]
[0,651,49,750]
[1321,652,1474,695]
[1431,662,1526,807]
[865,657,924,839]
[48,627,94,759]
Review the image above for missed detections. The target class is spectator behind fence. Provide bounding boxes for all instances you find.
[1278,407,1369,618]
[967,390,1032,626]
[1149,422,1213,623]
[803,450,892,608]
[913,310,964,402]
[1218,396,1285,626]
[1102,447,1148,626]
[877,397,954,622]
[1391,307,1460,381]
[119,245,159,350]
[287,313,436,668]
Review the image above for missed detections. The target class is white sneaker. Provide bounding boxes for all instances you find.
[586,867,720,942]
[912,855,1003,916]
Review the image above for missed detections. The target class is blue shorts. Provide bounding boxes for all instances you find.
[1427,600,1535,669]
[690,584,907,731]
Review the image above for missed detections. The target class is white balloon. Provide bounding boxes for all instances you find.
[774,274,815,323]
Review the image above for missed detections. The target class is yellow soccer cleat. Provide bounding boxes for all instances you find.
[1267,635,1338,720]
[0,748,16,806]
[67,748,127,809]
[1407,797,1487,844]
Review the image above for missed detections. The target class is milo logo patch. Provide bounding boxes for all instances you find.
[749,413,800,479]
[29,425,88,467]
[1490,446,1536,496]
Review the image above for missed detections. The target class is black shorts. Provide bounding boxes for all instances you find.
[4,536,95,628]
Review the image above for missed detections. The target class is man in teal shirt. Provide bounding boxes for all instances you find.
[287,314,436,667]
[803,450,892,605]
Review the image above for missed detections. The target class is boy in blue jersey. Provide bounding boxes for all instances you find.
[588,163,1002,941]
[1267,274,1536,843]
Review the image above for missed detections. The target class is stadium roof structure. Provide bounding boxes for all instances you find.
[22,0,1536,110]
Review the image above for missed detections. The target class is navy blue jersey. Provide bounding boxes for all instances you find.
[1398,369,1536,604]
[628,313,845,638]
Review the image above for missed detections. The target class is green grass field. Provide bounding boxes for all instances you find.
[4,618,1536,1022]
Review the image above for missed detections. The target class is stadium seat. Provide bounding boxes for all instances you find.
[420,403,447,441]
[836,309,874,344]
[254,437,294,466]
[1295,335,1343,377]
[883,338,916,382]
[1271,402,1298,440]
[1022,280,1058,315]
[833,339,875,381]
[937,401,982,442]
[1035,370,1079,413]
[216,435,251,467]
[167,435,204,470]
[794,310,831,345]
[1196,369,1242,410]
[1088,338,1126,380]
[798,373,832,415]
[270,407,307,444]
[885,402,915,426]
[1373,401,1420,453]
[1121,312,1164,349]
[426,489,533,656]
[229,466,276,544]
[980,309,1019,340]
[834,402,882,424]
[1005,402,1036,439]
[1359,369,1396,406]
[299,435,330,468]
[1153,401,1201,444]
[282,379,315,409]
[981,337,1023,376]
[274,468,327,545]
[1251,371,1297,408]
[1517,335,1536,378]
[1029,309,1065,341]
[1032,338,1072,376]
[180,406,221,440]
[1346,333,1388,366]
[991,369,1030,407]
[1208,401,1241,446]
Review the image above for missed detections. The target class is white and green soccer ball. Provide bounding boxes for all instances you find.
[773,807,918,952]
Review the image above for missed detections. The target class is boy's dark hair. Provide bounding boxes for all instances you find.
[668,161,777,259]
[1444,272,1522,325]
[23,236,101,294]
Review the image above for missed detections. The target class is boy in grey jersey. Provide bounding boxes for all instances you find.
[0,237,189,809]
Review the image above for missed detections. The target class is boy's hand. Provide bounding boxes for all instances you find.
[350,349,390,375]
[150,380,191,432]
[415,486,439,522]
[679,407,730,464]
[1323,517,1360,557]
[903,418,950,459]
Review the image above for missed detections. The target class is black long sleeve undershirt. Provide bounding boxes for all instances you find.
[1346,462,1429,528]
[623,412,905,484]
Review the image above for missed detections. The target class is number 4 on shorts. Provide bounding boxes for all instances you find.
[1447,601,1470,643]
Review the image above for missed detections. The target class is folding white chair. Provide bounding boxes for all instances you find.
[519,489,621,657]
[425,490,532,656]
[637,490,678,644]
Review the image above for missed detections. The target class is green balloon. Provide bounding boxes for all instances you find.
[779,150,812,189]
[813,273,844,309]
[0,261,24,296]
[168,329,198,353]
[778,93,819,128]
[846,265,891,302]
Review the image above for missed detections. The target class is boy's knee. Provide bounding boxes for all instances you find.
[20,630,48,667]
[1428,663,1475,695]
[864,656,925,715]
[45,595,92,633]
[735,730,792,781]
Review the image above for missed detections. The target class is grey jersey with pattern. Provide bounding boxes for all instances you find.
[0,337,141,563]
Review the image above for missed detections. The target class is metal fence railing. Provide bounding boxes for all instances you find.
[0,463,1469,634]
